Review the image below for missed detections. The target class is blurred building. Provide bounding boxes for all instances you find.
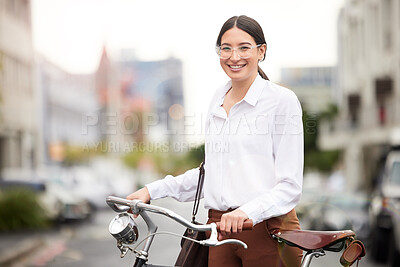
[280,67,336,113]
[95,48,185,151]
[319,0,400,190]
[36,55,100,163]
[0,0,39,173]
[119,55,185,144]
[95,47,120,144]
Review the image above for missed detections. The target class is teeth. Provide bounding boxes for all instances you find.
[230,65,244,69]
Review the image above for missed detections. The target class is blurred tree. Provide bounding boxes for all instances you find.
[185,143,205,165]
[123,143,205,177]
[318,103,339,122]
[62,143,106,166]
[303,104,341,173]
[0,189,49,231]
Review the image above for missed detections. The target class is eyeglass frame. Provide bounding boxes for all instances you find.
[215,44,262,59]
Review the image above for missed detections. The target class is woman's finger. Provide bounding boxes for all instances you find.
[224,218,232,235]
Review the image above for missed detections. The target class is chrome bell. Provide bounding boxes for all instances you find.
[109,212,139,244]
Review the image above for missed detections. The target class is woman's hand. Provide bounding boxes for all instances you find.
[126,187,151,217]
[218,209,249,239]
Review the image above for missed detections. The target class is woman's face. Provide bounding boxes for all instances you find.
[219,27,265,83]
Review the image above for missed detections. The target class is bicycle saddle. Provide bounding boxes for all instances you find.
[272,229,355,252]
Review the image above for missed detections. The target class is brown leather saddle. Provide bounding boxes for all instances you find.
[271,229,355,252]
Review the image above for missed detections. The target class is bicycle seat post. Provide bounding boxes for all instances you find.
[301,250,325,267]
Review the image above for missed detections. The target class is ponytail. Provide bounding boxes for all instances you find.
[258,66,269,80]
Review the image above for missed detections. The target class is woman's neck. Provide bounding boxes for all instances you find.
[230,73,257,101]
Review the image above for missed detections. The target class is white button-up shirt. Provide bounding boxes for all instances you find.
[146,75,304,225]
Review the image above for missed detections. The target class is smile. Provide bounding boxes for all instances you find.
[228,64,246,70]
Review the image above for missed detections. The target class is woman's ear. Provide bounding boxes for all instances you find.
[258,44,267,62]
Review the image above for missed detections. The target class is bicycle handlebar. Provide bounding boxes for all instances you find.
[106,196,253,231]
[216,221,253,231]
[106,196,251,249]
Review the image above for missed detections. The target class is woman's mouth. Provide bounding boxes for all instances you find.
[228,64,246,71]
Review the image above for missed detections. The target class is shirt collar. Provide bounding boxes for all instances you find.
[243,75,266,106]
[215,81,231,106]
[217,75,266,107]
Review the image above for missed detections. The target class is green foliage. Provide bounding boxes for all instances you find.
[303,111,318,151]
[184,143,205,166]
[123,143,205,177]
[303,105,341,173]
[165,144,204,176]
[319,103,339,121]
[304,149,340,173]
[63,142,106,166]
[0,188,49,231]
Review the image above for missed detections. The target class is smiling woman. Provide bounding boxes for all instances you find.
[127,15,305,267]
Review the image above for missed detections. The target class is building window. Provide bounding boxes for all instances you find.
[375,78,393,126]
[348,94,361,128]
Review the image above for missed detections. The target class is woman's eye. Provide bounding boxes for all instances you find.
[221,47,232,51]
[239,46,251,51]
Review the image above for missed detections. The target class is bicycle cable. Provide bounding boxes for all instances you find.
[127,231,201,255]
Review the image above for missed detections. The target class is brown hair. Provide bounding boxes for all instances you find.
[216,15,269,80]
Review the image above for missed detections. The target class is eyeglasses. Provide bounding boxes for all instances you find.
[215,44,262,59]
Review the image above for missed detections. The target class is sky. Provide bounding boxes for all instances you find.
[31,0,345,122]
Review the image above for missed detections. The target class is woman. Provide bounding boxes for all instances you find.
[127,15,304,267]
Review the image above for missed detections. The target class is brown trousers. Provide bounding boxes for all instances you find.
[207,209,303,267]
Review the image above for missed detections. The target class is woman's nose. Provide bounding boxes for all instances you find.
[230,49,240,60]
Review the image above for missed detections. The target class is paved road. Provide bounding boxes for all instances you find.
[15,198,207,267]
[12,198,385,267]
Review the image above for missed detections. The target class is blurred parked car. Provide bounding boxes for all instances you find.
[46,182,91,221]
[58,166,112,209]
[369,149,400,266]
[0,180,91,222]
[55,162,136,209]
[299,192,370,242]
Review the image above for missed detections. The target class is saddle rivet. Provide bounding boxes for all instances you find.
[278,232,281,235]
[333,235,336,238]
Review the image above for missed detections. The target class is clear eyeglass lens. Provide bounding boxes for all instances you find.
[218,45,255,59]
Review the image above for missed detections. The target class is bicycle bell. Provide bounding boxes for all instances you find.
[109,212,139,244]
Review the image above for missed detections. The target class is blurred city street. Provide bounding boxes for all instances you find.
[1,0,400,267]
[2,198,206,267]
[1,198,384,267]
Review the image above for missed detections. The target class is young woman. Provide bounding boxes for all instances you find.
[127,15,304,267]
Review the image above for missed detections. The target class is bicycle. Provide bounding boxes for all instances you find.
[106,196,365,267]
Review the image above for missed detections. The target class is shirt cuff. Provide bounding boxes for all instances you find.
[239,200,282,226]
[145,176,173,200]
[239,203,262,225]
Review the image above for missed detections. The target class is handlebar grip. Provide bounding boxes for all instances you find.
[216,220,253,231]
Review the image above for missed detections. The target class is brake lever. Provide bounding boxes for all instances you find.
[213,239,248,249]
[199,223,248,249]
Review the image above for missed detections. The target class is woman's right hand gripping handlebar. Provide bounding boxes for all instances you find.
[126,187,151,217]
